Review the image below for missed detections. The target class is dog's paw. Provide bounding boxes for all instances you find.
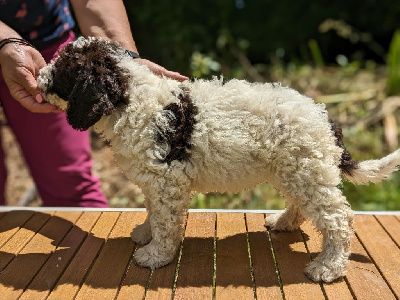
[134,241,175,270]
[265,213,298,231]
[265,214,281,229]
[131,222,152,245]
[304,260,346,283]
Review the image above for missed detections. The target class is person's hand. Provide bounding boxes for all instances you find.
[136,58,189,82]
[0,43,61,113]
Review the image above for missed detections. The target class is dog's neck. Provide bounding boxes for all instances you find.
[93,58,184,146]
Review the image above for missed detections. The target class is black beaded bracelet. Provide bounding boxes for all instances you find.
[125,49,140,59]
[0,38,35,51]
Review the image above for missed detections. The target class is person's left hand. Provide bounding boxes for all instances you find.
[0,43,61,113]
[136,58,189,82]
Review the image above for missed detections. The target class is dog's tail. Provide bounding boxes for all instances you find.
[342,149,400,185]
[330,121,400,185]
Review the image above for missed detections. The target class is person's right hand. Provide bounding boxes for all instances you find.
[136,58,189,82]
[0,42,61,113]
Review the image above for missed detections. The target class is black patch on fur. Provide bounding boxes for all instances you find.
[48,39,131,131]
[330,120,359,175]
[156,87,198,164]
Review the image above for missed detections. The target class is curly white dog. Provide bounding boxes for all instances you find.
[37,37,400,283]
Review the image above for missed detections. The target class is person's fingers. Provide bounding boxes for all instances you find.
[138,59,189,81]
[17,62,48,105]
[11,84,60,113]
[17,67,39,95]
[35,93,44,103]
[162,70,189,82]
[19,96,61,113]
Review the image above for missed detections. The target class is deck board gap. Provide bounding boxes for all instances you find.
[0,211,54,273]
[265,224,285,300]
[75,212,122,296]
[299,229,313,262]
[354,231,398,297]
[299,229,328,300]
[374,215,400,248]
[244,214,258,300]
[115,244,137,300]
[0,211,35,249]
[170,212,189,299]
[49,212,103,296]
[143,269,154,299]
[212,212,217,300]
[343,276,357,300]
[20,211,83,297]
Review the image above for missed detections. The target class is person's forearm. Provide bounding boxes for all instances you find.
[70,0,188,81]
[0,21,22,42]
[69,0,138,53]
[0,21,24,65]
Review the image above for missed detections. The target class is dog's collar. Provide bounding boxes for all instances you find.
[125,49,141,59]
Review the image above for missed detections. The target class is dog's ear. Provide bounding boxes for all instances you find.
[66,79,116,131]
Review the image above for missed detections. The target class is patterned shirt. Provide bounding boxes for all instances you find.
[0,0,75,49]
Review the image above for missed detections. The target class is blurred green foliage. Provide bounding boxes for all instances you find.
[124,0,400,77]
[120,1,400,211]
[387,30,400,96]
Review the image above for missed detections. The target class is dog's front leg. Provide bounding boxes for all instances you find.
[134,168,191,270]
[131,213,152,245]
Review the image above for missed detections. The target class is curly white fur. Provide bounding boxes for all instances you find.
[37,37,400,283]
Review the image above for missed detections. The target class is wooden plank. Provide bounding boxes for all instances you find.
[375,215,400,246]
[300,221,353,299]
[145,239,182,299]
[0,211,81,299]
[355,215,400,297]
[174,212,215,300]
[48,211,120,300]
[115,212,150,300]
[144,214,188,299]
[144,257,180,300]
[215,212,254,300]
[116,254,150,300]
[75,212,145,300]
[346,235,395,300]
[19,212,102,300]
[268,214,325,300]
[245,213,282,299]
[0,210,35,248]
[0,212,52,270]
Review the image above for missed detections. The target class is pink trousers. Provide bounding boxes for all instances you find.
[0,32,108,207]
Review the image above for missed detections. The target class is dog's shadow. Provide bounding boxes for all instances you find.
[0,211,370,294]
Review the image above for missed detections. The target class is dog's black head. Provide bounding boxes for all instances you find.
[37,37,131,131]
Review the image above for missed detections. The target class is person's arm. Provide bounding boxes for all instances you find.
[70,0,188,81]
[0,21,59,113]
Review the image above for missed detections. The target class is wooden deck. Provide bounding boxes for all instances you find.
[0,209,399,300]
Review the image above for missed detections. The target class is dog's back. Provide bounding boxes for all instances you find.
[184,78,341,193]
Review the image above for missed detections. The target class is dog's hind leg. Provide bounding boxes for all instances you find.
[293,184,354,282]
[134,165,191,270]
[265,204,305,231]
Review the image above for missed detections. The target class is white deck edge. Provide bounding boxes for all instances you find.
[0,207,399,215]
